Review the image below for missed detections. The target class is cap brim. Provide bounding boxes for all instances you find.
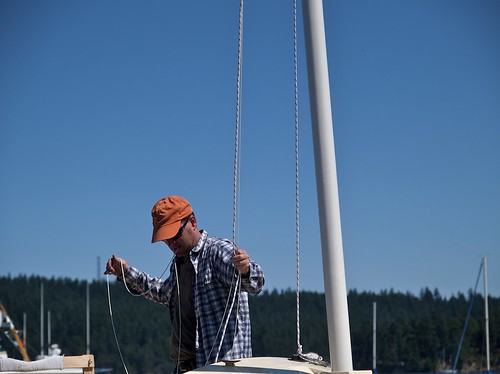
[151,221,182,243]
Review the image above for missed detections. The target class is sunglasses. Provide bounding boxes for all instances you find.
[169,215,191,241]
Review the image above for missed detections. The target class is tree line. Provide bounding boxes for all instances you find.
[0,275,498,374]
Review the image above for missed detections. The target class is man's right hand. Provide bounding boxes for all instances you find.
[104,254,130,277]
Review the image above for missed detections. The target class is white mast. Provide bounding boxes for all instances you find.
[302,0,353,371]
[483,256,490,374]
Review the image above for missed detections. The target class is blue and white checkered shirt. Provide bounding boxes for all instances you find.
[122,230,265,368]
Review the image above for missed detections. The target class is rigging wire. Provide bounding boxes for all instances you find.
[452,259,484,371]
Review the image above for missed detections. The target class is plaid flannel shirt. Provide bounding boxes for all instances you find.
[122,230,265,368]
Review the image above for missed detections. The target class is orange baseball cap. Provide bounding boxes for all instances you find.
[151,196,193,243]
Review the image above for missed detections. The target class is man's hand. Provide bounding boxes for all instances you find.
[232,248,250,277]
[104,254,130,277]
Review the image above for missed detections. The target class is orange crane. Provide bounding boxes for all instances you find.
[0,303,30,361]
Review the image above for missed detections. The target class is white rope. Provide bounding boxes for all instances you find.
[293,0,303,356]
[105,257,173,374]
[207,0,245,364]
[174,261,182,374]
[205,269,241,365]
[214,275,241,363]
[107,0,246,367]
[232,0,244,247]
[106,275,130,374]
[120,256,173,298]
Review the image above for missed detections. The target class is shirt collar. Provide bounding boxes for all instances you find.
[190,229,207,257]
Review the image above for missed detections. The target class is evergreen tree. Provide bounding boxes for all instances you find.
[1,276,499,374]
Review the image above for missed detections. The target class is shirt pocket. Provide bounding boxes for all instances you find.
[202,268,212,286]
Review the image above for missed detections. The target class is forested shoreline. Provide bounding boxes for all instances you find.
[0,276,498,374]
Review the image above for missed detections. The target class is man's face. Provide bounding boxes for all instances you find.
[163,215,196,257]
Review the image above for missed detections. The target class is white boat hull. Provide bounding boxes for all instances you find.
[193,357,372,374]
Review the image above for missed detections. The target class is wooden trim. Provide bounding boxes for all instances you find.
[63,355,95,374]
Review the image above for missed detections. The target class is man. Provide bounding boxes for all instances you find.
[105,195,265,372]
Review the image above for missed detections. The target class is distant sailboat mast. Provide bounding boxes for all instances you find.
[40,283,44,357]
[451,256,491,373]
[483,257,490,374]
[86,281,90,355]
[47,310,51,348]
[373,302,377,374]
[23,313,27,351]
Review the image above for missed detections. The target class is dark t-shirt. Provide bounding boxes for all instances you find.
[170,255,196,362]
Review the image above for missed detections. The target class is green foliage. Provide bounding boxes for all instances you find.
[0,276,171,374]
[1,277,499,374]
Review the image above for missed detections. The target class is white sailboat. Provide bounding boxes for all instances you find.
[193,1,370,373]
[449,256,491,374]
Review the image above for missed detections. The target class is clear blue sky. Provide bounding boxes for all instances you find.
[1,0,499,298]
